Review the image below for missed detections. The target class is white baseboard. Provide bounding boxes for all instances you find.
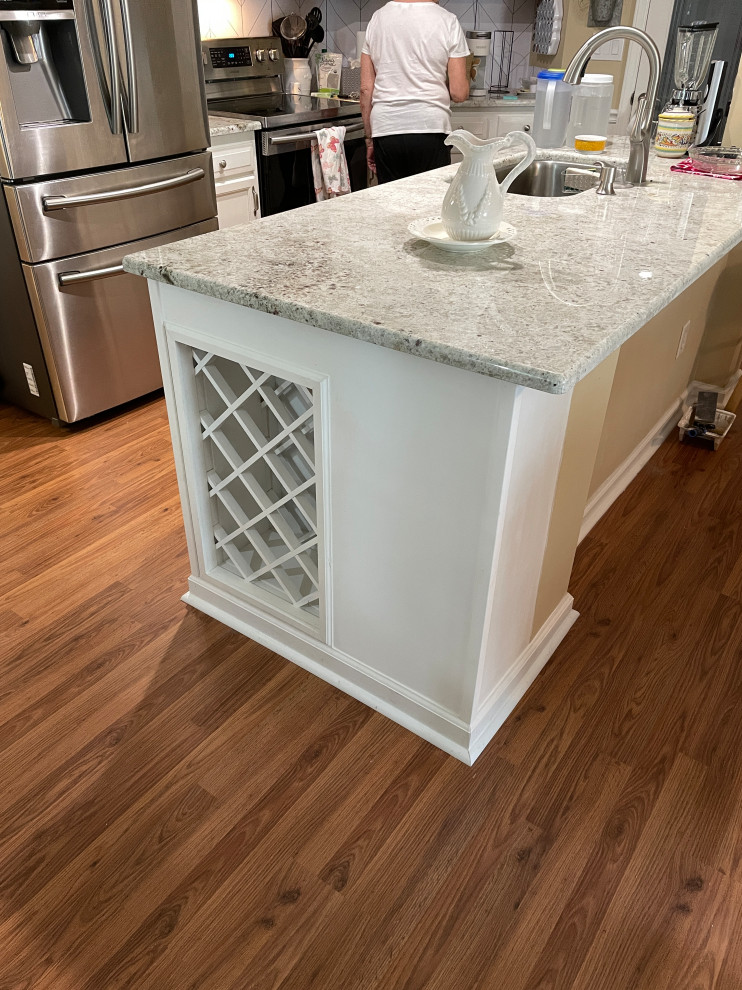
[183,576,474,764]
[183,578,579,765]
[580,374,742,545]
[579,395,685,544]
[468,594,579,763]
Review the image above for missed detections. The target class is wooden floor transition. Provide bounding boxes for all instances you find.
[1,393,742,990]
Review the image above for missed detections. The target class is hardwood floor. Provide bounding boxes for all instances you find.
[1,394,742,990]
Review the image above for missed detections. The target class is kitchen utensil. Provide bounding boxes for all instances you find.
[408,217,517,253]
[280,13,306,41]
[306,25,324,58]
[441,129,536,241]
[686,145,742,176]
[306,7,322,30]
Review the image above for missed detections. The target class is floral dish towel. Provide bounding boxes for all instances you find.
[311,126,351,201]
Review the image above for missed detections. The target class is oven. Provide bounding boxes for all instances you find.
[257,118,367,216]
[203,37,369,218]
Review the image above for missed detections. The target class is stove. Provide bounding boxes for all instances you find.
[208,93,363,130]
[203,36,368,216]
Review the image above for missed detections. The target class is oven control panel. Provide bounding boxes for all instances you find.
[202,37,284,81]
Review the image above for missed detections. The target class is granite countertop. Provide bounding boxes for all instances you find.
[455,94,536,109]
[124,142,742,394]
[208,114,262,137]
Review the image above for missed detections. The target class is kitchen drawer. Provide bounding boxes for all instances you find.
[211,141,256,180]
[5,152,217,264]
[24,217,218,422]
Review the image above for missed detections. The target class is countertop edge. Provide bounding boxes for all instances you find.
[124,254,574,393]
[124,218,742,395]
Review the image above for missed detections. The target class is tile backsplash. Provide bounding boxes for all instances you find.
[197,0,535,88]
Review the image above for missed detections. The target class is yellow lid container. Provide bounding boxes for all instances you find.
[574,134,607,152]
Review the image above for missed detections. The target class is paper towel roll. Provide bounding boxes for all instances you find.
[356,31,366,58]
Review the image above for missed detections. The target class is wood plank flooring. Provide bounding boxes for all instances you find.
[1,394,742,990]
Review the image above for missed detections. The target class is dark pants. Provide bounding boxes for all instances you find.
[373,132,451,184]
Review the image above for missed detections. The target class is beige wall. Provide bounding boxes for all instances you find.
[533,249,742,632]
[531,0,638,105]
[692,245,742,387]
[725,60,742,146]
[589,257,733,496]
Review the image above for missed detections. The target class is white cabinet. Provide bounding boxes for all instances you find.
[214,172,260,228]
[211,138,261,228]
[450,111,494,140]
[449,106,534,160]
[492,113,533,137]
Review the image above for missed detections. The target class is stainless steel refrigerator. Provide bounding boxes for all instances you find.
[0,0,217,423]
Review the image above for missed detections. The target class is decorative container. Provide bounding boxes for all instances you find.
[654,111,695,158]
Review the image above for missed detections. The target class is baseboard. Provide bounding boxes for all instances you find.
[468,594,579,763]
[183,576,474,764]
[579,395,685,544]
[183,578,580,766]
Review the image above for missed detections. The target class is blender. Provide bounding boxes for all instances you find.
[669,21,718,112]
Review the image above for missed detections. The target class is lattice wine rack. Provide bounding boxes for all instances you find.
[191,348,321,627]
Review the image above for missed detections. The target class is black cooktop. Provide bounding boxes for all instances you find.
[208,93,362,130]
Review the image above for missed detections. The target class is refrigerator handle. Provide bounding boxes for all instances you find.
[99,0,123,135]
[118,0,139,134]
[58,264,125,287]
[42,168,206,211]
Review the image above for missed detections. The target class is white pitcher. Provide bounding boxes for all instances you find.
[441,129,536,241]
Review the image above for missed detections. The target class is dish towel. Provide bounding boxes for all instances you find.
[311,126,351,201]
[670,158,742,180]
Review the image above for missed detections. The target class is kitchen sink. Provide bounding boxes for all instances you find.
[497,159,598,197]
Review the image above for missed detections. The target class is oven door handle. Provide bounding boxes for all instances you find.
[43,168,205,211]
[267,122,365,146]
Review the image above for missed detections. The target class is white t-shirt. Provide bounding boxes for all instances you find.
[362,2,469,137]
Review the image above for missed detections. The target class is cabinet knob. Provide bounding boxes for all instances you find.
[218,159,227,169]
[523,124,531,132]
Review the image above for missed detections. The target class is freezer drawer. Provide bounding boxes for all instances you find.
[5,151,216,262]
[23,217,218,422]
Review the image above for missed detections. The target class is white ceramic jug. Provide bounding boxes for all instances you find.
[442,130,536,241]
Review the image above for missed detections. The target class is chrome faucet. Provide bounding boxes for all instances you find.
[563,26,662,185]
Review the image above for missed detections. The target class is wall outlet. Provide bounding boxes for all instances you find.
[677,320,691,359]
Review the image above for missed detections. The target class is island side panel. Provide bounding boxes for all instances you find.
[152,283,520,709]
[150,283,578,762]
[470,383,575,758]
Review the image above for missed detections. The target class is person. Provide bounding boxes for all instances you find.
[360,0,471,185]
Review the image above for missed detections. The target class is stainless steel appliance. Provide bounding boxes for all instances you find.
[203,36,368,217]
[670,20,719,110]
[0,0,217,423]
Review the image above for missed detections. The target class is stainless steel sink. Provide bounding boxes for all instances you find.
[497,160,598,197]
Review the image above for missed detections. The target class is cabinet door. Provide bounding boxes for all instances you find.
[494,113,534,137]
[215,174,261,228]
[449,112,493,162]
[450,112,492,139]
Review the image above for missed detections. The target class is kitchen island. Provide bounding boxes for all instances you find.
[124,147,742,763]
